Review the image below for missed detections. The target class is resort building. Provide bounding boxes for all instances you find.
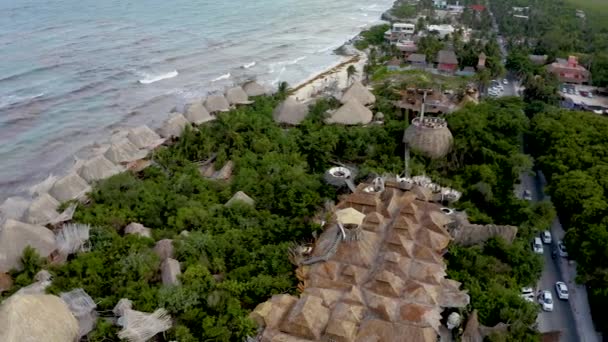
[408,54,427,69]
[547,56,590,84]
[426,24,455,39]
[436,50,459,74]
[396,40,418,58]
[385,23,415,43]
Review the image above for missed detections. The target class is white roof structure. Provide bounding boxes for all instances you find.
[325,100,373,125]
[104,139,148,164]
[158,113,189,139]
[49,172,91,203]
[127,125,165,150]
[204,94,231,113]
[77,155,123,182]
[0,294,79,342]
[340,81,376,105]
[242,81,266,97]
[24,193,59,225]
[0,219,56,273]
[185,101,215,125]
[273,97,309,125]
[226,86,254,105]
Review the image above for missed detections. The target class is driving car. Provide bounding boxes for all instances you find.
[538,290,554,311]
[558,240,568,257]
[523,189,532,200]
[533,237,544,254]
[555,281,569,300]
[541,230,552,244]
[521,287,535,302]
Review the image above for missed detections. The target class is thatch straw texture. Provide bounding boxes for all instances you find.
[104,139,148,164]
[49,172,91,202]
[403,124,453,159]
[0,294,79,342]
[0,219,56,272]
[0,197,29,221]
[77,155,122,182]
[340,81,376,105]
[335,207,366,226]
[204,95,230,113]
[127,125,165,149]
[117,308,172,342]
[325,100,373,125]
[242,81,266,97]
[24,193,59,225]
[158,113,189,139]
[280,295,330,340]
[226,86,254,105]
[273,97,309,125]
[185,101,214,125]
[225,191,255,207]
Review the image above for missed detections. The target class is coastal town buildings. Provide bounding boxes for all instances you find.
[396,40,418,58]
[426,24,455,39]
[385,23,416,43]
[408,54,427,69]
[436,50,459,74]
[547,56,590,84]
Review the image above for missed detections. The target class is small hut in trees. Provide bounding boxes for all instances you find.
[49,172,91,202]
[104,139,148,164]
[127,125,165,150]
[114,299,172,342]
[226,86,254,105]
[0,294,79,342]
[0,219,56,272]
[325,100,373,125]
[204,94,231,113]
[185,101,214,125]
[243,81,266,97]
[340,81,376,105]
[158,113,189,139]
[273,97,309,125]
[77,155,122,182]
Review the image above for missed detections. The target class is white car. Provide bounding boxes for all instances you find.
[503,79,509,85]
[555,281,569,300]
[558,240,568,257]
[538,290,554,311]
[521,287,535,302]
[533,237,544,254]
[541,231,552,244]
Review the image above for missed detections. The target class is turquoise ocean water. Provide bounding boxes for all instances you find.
[0,0,392,197]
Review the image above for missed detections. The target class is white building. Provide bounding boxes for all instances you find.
[433,0,447,8]
[426,24,455,39]
[385,23,416,43]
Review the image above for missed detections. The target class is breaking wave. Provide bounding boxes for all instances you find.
[138,70,179,84]
[242,61,256,69]
[211,73,231,82]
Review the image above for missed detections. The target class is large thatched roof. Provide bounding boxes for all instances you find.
[77,155,122,182]
[325,100,373,125]
[158,113,189,139]
[49,172,91,202]
[24,193,59,225]
[403,118,453,159]
[104,139,148,164]
[185,101,214,125]
[0,219,56,273]
[0,294,79,342]
[242,81,266,97]
[273,97,309,125]
[340,81,376,105]
[127,125,165,150]
[225,86,253,105]
[204,94,230,113]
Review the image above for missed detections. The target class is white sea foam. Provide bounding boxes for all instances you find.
[138,70,178,84]
[211,73,231,82]
[242,61,256,69]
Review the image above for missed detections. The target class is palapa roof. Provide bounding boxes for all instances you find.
[273,97,309,125]
[437,50,458,65]
[340,81,376,105]
[335,207,366,226]
[325,100,373,125]
[24,193,59,225]
[225,86,254,105]
[0,219,56,272]
[49,172,91,203]
[104,139,148,164]
[403,120,453,159]
[408,53,427,63]
[77,155,122,182]
[185,101,215,125]
[117,306,172,342]
[0,294,79,342]
[242,81,266,97]
[158,113,189,139]
[225,191,255,207]
[127,125,165,149]
[204,94,230,113]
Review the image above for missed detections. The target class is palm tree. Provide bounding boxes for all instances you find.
[346,65,357,85]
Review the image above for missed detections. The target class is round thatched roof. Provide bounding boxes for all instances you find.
[325,100,373,125]
[340,81,376,105]
[24,193,59,225]
[0,294,79,342]
[204,95,230,113]
[403,117,453,159]
[185,101,214,125]
[0,219,56,273]
[158,113,189,139]
[77,155,122,182]
[273,97,309,125]
[242,81,266,97]
[226,87,253,105]
[49,172,91,203]
[127,125,165,149]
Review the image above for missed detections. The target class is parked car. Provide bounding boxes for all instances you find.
[503,79,509,85]
[523,189,532,200]
[588,92,594,98]
[580,90,589,97]
[555,281,569,300]
[521,287,535,302]
[568,88,575,94]
[542,231,552,244]
[538,290,554,311]
[558,240,568,257]
[533,237,544,254]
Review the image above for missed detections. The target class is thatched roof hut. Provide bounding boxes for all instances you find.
[204,94,230,113]
[0,294,79,342]
[104,139,148,164]
[225,191,255,207]
[325,100,373,125]
[225,86,254,105]
[0,197,29,221]
[115,301,172,342]
[0,219,56,272]
[340,81,376,105]
[273,97,309,125]
[280,295,330,340]
[127,125,165,150]
[161,258,181,286]
[77,155,122,182]
[185,101,214,125]
[158,113,189,139]
[242,81,266,97]
[335,207,365,226]
[403,117,453,159]
[49,173,91,203]
[24,193,59,225]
